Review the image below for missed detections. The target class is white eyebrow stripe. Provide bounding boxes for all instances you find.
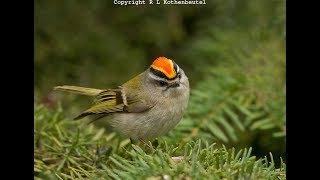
[148,71,178,83]
[149,72,165,81]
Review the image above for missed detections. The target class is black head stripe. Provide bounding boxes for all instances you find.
[150,67,177,80]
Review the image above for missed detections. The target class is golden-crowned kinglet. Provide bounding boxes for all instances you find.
[55,57,190,144]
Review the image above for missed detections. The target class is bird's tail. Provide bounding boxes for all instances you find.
[54,86,103,96]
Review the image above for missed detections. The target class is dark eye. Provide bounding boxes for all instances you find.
[178,74,181,79]
[159,80,167,87]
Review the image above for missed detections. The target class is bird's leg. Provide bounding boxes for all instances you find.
[130,138,135,144]
[138,137,152,149]
[130,137,152,149]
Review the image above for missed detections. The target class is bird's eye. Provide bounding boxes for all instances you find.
[178,74,181,79]
[159,80,167,87]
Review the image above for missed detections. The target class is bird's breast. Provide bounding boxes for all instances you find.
[110,91,189,141]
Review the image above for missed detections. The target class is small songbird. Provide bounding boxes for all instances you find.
[54,57,190,145]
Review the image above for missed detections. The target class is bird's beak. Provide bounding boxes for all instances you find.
[169,81,180,88]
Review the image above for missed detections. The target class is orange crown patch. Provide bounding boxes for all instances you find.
[151,57,176,79]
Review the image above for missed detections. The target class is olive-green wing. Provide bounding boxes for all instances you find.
[74,87,153,120]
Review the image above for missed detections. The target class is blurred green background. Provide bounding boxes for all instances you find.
[35,0,285,166]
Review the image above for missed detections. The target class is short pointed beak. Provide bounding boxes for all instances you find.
[169,82,180,88]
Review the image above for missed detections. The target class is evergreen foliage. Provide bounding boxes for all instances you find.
[34,104,285,179]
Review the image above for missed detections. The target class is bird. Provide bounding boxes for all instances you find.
[54,57,190,146]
